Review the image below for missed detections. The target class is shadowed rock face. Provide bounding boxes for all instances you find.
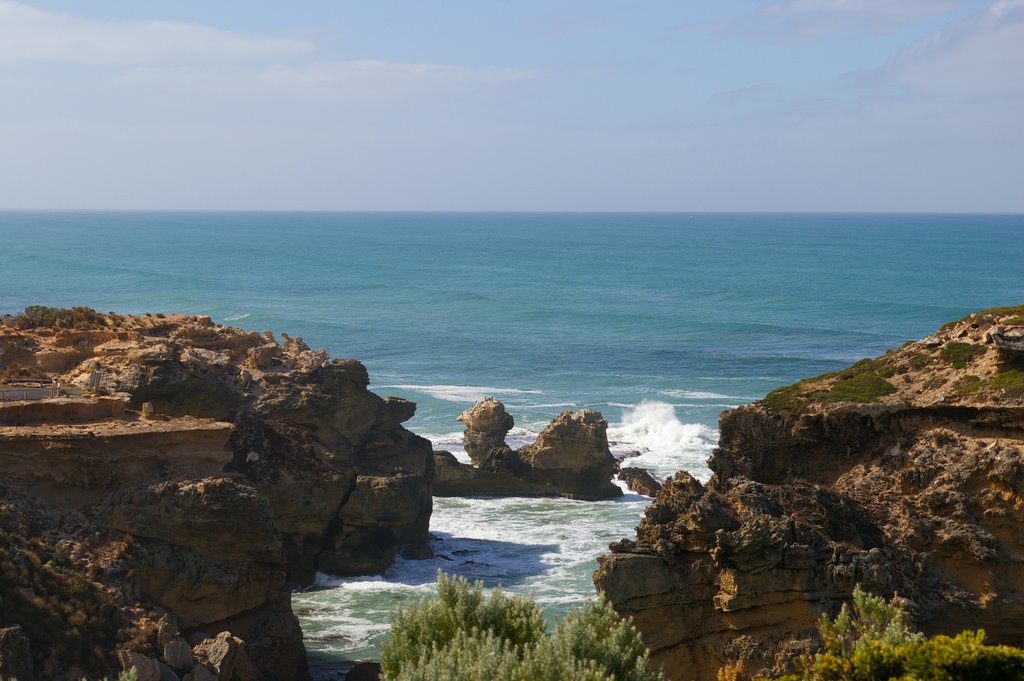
[435,398,621,500]
[618,467,662,497]
[0,311,434,680]
[595,306,1024,681]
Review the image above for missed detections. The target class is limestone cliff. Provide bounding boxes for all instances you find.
[433,397,621,500]
[595,306,1024,681]
[0,308,433,680]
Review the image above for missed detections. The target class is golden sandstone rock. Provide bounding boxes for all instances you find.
[0,309,434,680]
[596,306,1024,681]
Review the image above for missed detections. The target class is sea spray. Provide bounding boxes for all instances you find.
[608,401,716,481]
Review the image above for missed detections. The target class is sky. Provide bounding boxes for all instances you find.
[0,0,1021,212]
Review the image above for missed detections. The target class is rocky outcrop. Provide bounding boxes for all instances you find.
[0,309,434,680]
[618,467,662,497]
[595,306,1024,681]
[457,397,516,469]
[434,399,621,500]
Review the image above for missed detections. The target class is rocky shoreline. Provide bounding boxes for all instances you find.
[595,306,1024,680]
[0,310,434,680]
[7,304,1023,680]
[0,308,634,680]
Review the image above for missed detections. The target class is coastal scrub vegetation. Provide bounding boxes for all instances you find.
[0,305,121,330]
[763,357,897,413]
[0,505,124,673]
[940,342,985,369]
[380,572,663,681]
[766,586,1024,680]
[953,369,1024,399]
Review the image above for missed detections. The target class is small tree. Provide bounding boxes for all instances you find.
[818,585,922,658]
[771,585,1024,681]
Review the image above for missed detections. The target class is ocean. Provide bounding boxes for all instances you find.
[1,211,1022,675]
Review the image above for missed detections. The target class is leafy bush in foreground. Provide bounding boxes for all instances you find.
[380,572,663,681]
[771,586,1024,681]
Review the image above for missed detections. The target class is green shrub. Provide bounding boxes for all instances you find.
[951,370,1024,399]
[762,359,898,413]
[940,342,986,369]
[769,586,1024,680]
[989,369,1024,399]
[818,585,922,659]
[0,306,111,330]
[381,572,662,681]
[953,375,985,395]
[821,373,897,405]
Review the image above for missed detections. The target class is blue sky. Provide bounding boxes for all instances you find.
[1,1,1021,211]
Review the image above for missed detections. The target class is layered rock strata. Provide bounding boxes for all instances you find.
[0,309,433,680]
[595,306,1024,681]
[433,397,622,500]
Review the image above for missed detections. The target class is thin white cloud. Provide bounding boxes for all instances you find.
[0,2,540,101]
[0,1,311,65]
[109,60,539,101]
[850,0,1024,94]
[693,0,967,42]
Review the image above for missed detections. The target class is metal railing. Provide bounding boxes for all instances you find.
[0,378,60,401]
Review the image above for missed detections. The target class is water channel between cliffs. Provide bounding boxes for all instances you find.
[292,426,716,678]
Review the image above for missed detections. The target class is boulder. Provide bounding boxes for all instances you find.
[164,639,195,672]
[119,651,162,681]
[346,661,382,680]
[618,467,662,496]
[192,632,241,681]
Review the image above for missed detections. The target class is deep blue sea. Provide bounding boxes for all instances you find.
[2,211,1022,674]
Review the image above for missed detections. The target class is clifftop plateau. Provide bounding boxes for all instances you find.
[0,307,434,680]
[595,305,1024,680]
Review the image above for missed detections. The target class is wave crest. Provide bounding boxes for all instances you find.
[608,401,717,480]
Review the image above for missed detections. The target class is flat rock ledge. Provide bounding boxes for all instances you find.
[433,397,622,500]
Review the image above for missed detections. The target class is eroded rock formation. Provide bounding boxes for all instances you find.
[595,306,1024,681]
[618,467,662,497]
[434,398,622,500]
[0,309,434,680]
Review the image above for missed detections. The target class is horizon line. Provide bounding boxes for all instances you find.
[1,208,1022,217]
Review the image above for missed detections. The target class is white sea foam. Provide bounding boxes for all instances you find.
[660,389,733,400]
[223,313,251,322]
[295,403,718,673]
[607,401,717,480]
[377,384,543,403]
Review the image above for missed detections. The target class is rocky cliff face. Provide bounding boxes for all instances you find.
[433,397,621,500]
[0,309,433,680]
[595,306,1024,681]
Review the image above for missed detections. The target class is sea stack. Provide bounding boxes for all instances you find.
[595,305,1024,681]
[433,397,622,499]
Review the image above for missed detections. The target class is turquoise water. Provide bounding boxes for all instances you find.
[2,211,1023,673]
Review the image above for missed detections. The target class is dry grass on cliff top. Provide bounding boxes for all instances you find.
[0,495,129,673]
[763,305,1024,414]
